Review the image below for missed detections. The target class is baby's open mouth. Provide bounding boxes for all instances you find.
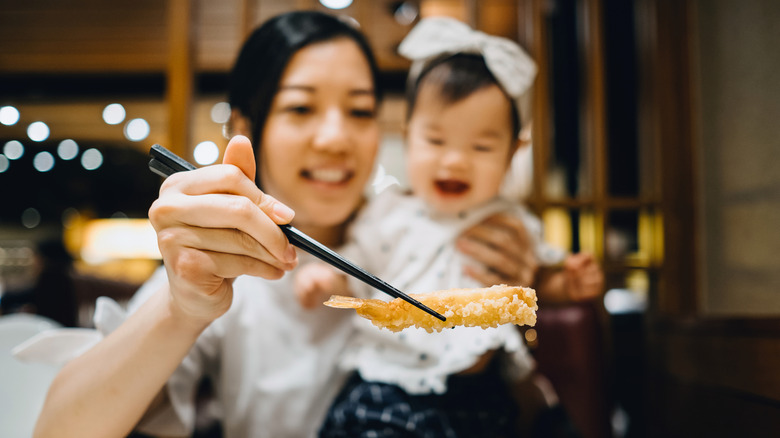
[435,179,470,194]
[301,168,353,184]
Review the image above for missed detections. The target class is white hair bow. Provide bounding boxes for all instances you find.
[398,16,538,128]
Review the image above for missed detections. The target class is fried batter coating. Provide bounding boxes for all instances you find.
[324,284,537,333]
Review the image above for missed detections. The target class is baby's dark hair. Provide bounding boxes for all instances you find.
[406,53,521,139]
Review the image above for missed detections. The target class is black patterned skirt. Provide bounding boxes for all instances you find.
[319,359,520,438]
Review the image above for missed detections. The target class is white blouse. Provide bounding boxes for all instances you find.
[126,259,355,438]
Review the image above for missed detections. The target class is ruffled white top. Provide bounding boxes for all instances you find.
[337,187,565,395]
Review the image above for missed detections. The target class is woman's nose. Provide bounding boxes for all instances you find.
[311,109,349,153]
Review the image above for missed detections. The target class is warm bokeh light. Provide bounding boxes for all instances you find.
[319,0,352,9]
[3,140,24,160]
[33,151,55,172]
[394,1,418,25]
[102,103,126,125]
[194,141,219,165]
[124,118,150,141]
[0,105,21,126]
[27,121,50,142]
[21,207,41,229]
[80,218,161,264]
[81,148,103,170]
[57,139,80,160]
[210,102,231,124]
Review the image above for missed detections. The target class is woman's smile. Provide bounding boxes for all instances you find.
[301,167,354,185]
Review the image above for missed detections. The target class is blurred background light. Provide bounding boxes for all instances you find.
[124,118,150,141]
[319,0,352,10]
[210,102,231,124]
[33,151,55,172]
[57,139,80,160]
[0,105,20,126]
[194,141,219,165]
[81,148,103,170]
[393,1,418,25]
[102,103,126,125]
[4,140,24,160]
[61,207,81,228]
[21,207,41,229]
[80,218,161,264]
[0,155,9,173]
[27,121,50,142]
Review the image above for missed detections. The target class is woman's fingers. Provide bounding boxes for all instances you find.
[151,192,296,265]
[462,264,509,288]
[222,135,256,181]
[157,225,296,272]
[222,135,295,225]
[457,213,539,286]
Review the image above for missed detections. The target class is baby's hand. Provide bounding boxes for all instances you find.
[563,252,604,302]
[294,263,350,309]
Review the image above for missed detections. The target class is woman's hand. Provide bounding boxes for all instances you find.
[148,135,299,325]
[456,213,538,287]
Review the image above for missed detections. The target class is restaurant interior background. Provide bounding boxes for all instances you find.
[0,0,778,437]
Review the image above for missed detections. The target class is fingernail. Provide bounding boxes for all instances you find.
[273,202,295,222]
[284,245,298,263]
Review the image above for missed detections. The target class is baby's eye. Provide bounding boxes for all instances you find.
[474,144,494,152]
[427,137,444,146]
[350,108,376,119]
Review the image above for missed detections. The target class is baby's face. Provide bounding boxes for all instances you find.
[406,83,516,216]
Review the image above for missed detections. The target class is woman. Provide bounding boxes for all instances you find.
[34,11,537,438]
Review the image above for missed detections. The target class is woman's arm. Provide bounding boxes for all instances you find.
[34,286,206,437]
[34,136,298,438]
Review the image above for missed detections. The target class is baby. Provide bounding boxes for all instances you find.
[298,17,601,437]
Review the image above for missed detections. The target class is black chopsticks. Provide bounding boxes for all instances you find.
[149,145,446,322]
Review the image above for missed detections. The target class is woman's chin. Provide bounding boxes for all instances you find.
[294,201,359,232]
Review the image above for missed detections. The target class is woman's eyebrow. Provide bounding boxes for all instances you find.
[279,85,315,93]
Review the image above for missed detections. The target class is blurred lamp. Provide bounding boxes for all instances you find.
[0,106,20,126]
[102,103,126,125]
[320,0,352,9]
[194,141,220,165]
[124,118,150,142]
[81,219,161,264]
[27,122,50,142]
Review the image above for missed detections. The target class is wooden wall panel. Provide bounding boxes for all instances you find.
[0,0,167,73]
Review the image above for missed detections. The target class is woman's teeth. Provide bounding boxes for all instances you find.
[304,168,350,183]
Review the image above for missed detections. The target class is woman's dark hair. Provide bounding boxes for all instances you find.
[406,53,520,139]
[228,11,382,179]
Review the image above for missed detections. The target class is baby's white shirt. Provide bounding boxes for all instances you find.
[338,187,565,394]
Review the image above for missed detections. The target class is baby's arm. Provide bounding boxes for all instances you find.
[536,252,604,303]
[294,262,353,309]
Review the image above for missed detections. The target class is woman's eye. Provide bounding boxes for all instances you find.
[427,138,444,146]
[287,106,312,115]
